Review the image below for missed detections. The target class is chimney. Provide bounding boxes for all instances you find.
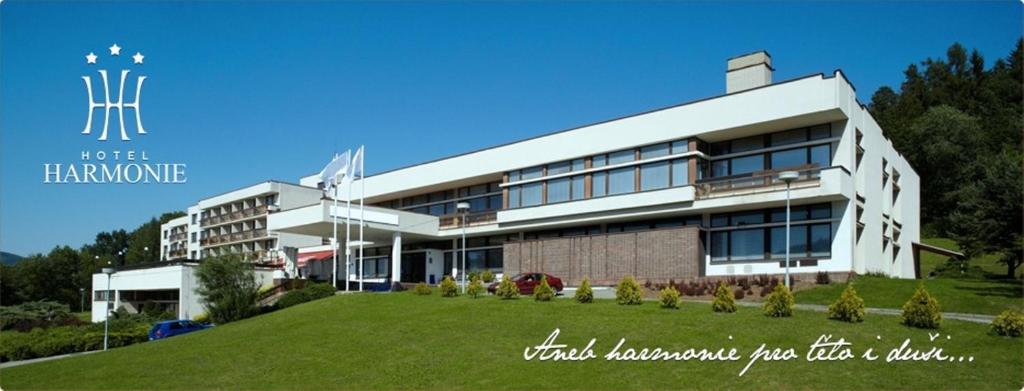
[726,51,772,93]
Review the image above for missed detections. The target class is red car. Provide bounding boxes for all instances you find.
[487,273,564,295]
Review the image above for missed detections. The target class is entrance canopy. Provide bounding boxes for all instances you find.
[267,200,441,245]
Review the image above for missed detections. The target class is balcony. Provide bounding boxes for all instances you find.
[168,232,188,242]
[439,211,498,230]
[199,229,268,247]
[695,165,822,200]
[200,205,269,227]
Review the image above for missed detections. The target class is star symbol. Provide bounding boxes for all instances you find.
[86,52,97,64]
[109,43,121,56]
[133,52,144,64]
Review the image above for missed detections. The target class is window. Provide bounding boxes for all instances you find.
[163,230,168,239]
[608,150,635,165]
[191,214,197,224]
[770,148,806,170]
[548,161,571,175]
[640,162,669,191]
[671,140,689,154]
[712,160,729,177]
[771,128,807,146]
[608,167,634,195]
[729,229,764,261]
[522,166,543,180]
[521,182,542,207]
[730,155,763,175]
[509,171,520,182]
[810,145,830,168]
[592,172,607,197]
[190,233,197,243]
[770,226,808,258]
[547,178,570,203]
[710,204,833,262]
[810,224,831,257]
[592,155,607,168]
[671,159,688,186]
[570,176,585,200]
[809,124,831,140]
[640,143,669,159]
[731,136,764,153]
[710,232,728,262]
[509,186,520,208]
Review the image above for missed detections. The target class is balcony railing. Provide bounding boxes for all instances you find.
[200,205,269,227]
[168,233,188,242]
[439,211,498,229]
[199,229,268,246]
[695,165,821,200]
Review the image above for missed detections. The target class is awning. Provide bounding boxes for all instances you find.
[297,250,335,268]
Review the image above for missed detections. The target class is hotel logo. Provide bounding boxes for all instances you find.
[81,43,147,141]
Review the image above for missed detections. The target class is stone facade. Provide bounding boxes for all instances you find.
[503,226,704,286]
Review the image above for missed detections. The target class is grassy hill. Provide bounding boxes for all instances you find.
[2,293,1021,390]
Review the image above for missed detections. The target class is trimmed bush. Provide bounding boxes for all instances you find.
[901,284,942,329]
[534,276,555,301]
[495,275,519,299]
[734,288,746,300]
[615,275,643,305]
[481,270,495,283]
[574,278,593,304]
[763,283,795,317]
[275,283,336,310]
[467,277,485,298]
[712,282,736,313]
[815,271,831,285]
[827,284,865,322]
[440,276,459,297]
[991,310,1024,337]
[0,301,83,332]
[659,286,681,309]
[413,282,432,295]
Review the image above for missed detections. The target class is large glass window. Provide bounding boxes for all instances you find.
[730,155,763,175]
[571,176,585,200]
[608,150,635,165]
[521,182,542,207]
[592,155,607,168]
[592,172,607,197]
[508,186,520,208]
[731,136,764,153]
[522,166,543,180]
[771,148,806,170]
[730,229,764,261]
[608,167,635,195]
[810,224,831,256]
[671,159,688,186]
[712,160,729,177]
[640,143,670,159]
[547,178,570,203]
[770,226,808,258]
[671,140,689,154]
[770,128,807,146]
[640,162,669,191]
[711,232,728,262]
[810,144,831,168]
[548,161,571,175]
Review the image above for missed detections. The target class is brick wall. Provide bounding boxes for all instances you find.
[503,226,704,286]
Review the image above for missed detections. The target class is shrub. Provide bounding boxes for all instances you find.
[467,278,485,298]
[815,271,831,285]
[991,310,1024,337]
[712,282,736,313]
[305,283,337,300]
[534,276,555,302]
[615,275,643,305]
[193,311,210,323]
[734,288,746,300]
[194,254,260,324]
[763,283,795,317]
[440,276,459,297]
[574,278,593,304]
[0,301,83,332]
[659,286,681,309]
[413,282,432,295]
[275,289,312,309]
[467,271,480,283]
[827,284,865,322]
[901,284,942,329]
[481,270,495,283]
[495,275,519,299]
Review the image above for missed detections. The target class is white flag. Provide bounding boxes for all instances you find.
[319,150,350,191]
[350,146,364,178]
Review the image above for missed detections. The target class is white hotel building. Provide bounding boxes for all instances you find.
[95,51,921,321]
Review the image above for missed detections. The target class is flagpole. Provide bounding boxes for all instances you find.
[358,146,365,292]
[346,176,352,293]
[331,172,338,290]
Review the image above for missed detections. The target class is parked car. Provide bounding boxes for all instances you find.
[487,273,564,295]
[149,320,212,340]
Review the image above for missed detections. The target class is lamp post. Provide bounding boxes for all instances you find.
[101,265,115,351]
[778,170,800,289]
[79,287,85,313]
[456,202,471,293]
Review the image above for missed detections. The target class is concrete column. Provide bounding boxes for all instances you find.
[391,232,402,283]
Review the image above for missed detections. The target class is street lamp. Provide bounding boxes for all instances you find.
[79,287,85,313]
[456,202,471,293]
[101,265,115,351]
[778,170,800,289]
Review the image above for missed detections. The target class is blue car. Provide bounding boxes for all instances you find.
[148,320,212,340]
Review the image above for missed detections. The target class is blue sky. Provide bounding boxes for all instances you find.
[1,1,1021,256]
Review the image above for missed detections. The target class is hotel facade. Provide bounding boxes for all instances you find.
[96,52,920,320]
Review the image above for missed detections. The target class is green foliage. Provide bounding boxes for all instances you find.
[194,255,260,324]
[990,310,1024,337]
[495,275,519,300]
[763,283,795,317]
[467,277,485,298]
[534,276,554,302]
[574,278,593,304]
[659,286,680,309]
[275,283,335,310]
[413,282,432,295]
[193,311,210,323]
[901,284,942,329]
[440,276,459,297]
[0,301,83,331]
[0,311,159,362]
[615,275,643,305]
[869,41,1023,277]
[481,270,495,283]
[712,282,736,313]
[827,285,865,323]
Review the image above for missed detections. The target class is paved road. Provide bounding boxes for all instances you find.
[560,287,996,324]
[0,350,101,369]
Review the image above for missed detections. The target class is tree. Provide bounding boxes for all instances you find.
[194,254,259,324]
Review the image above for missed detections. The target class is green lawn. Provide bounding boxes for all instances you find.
[795,276,1023,315]
[3,293,1022,390]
